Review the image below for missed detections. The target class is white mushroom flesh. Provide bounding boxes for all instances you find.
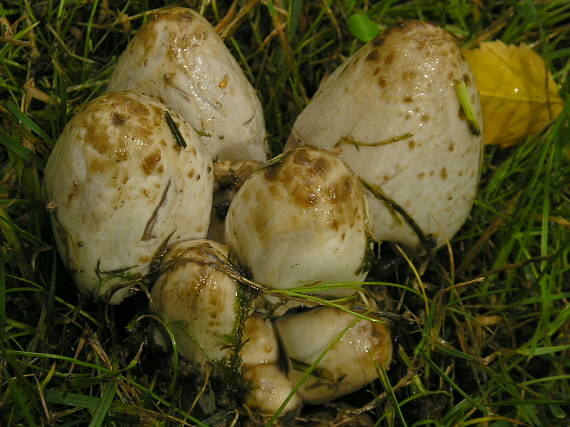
[287,21,482,251]
[44,92,213,303]
[275,307,392,404]
[107,7,268,162]
[225,146,372,295]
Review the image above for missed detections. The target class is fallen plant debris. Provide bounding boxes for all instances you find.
[463,40,565,147]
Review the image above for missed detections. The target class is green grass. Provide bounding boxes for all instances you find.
[1,0,569,425]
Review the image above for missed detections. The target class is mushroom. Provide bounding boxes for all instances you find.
[151,242,301,415]
[241,315,303,416]
[225,146,373,296]
[107,7,268,162]
[44,91,213,303]
[286,21,482,252]
[275,307,392,404]
[242,364,302,416]
[240,314,280,366]
[150,239,241,364]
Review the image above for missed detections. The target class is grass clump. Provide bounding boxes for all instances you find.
[1,0,569,425]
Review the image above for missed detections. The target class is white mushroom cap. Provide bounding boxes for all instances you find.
[275,307,392,404]
[150,240,240,364]
[107,7,268,162]
[225,146,372,296]
[287,21,482,252]
[242,364,303,415]
[44,92,213,303]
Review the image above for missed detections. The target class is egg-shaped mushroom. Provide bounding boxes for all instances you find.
[242,364,303,416]
[286,21,482,252]
[241,315,303,415]
[44,92,213,303]
[275,307,392,404]
[225,146,373,296]
[107,7,268,162]
[150,240,241,364]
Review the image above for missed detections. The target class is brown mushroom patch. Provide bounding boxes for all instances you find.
[136,22,159,57]
[366,49,380,63]
[384,51,396,65]
[86,124,112,154]
[67,181,80,205]
[142,151,162,175]
[89,158,107,173]
[372,36,385,47]
[329,176,352,204]
[111,111,125,126]
[115,149,129,162]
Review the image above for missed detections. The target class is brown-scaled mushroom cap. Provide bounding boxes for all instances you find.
[225,146,373,296]
[150,240,240,364]
[44,92,213,303]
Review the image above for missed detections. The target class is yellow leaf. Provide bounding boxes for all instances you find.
[463,41,564,147]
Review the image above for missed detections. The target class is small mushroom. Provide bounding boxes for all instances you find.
[241,314,279,366]
[286,21,482,252]
[241,315,302,416]
[44,92,213,303]
[150,240,241,364]
[225,146,373,296]
[275,307,392,404]
[242,364,303,416]
[107,7,268,162]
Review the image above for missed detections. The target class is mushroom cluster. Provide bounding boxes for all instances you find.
[45,8,481,420]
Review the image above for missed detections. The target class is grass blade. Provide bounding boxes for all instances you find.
[88,378,117,427]
[0,128,32,159]
[0,254,5,343]
[5,101,55,145]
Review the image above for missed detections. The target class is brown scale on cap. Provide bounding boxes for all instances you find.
[263,147,354,210]
[141,151,162,175]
